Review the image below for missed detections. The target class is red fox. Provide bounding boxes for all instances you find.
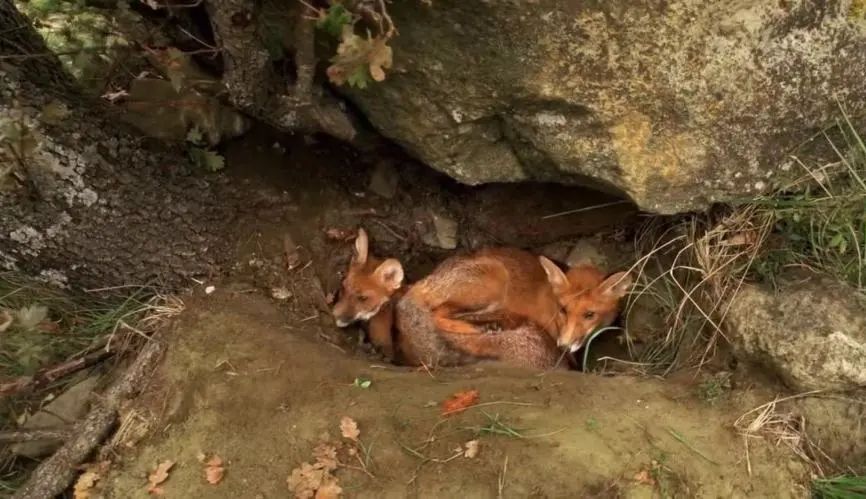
[331,230,561,369]
[537,259,633,352]
[396,249,632,366]
[331,228,404,359]
[333,229,631,369]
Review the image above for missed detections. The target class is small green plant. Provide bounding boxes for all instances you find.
[751,109,866,291]
[697,373,731,405]
[585,417,600,431]
[186,128,225,172]
[813,475,866,499]
[467,412,525,439]
[352,376,372,389]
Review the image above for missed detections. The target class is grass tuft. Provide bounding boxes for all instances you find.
[813,475,866,499]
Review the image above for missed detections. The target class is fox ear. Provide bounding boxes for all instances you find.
[353,228,369,264]
[539,256,569,295]
[374,259,404,291]
[600,272,632,299]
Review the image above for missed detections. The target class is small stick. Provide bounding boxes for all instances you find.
[497,455,508,499]
[0,428,70,444]
[541,200,632,220]
[0,349,114,398]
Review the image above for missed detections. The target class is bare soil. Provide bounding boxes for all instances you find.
[101,130,811,498]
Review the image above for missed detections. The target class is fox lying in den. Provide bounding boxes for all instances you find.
[331,228,632,369]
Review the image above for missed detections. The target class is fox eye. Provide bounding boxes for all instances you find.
[357,294,369,303]
[583,311,596,320]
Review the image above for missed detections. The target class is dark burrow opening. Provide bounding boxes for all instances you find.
[219,125,648,373]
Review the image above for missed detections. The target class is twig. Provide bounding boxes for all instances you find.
[0,428,70,444]
[0,349,113,398]
[541,200,632,220]
[12,338,165,499]
[497,455,508,499]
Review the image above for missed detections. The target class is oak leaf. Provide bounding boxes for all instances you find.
[147,460,174,495]
[441,389,479,416]
[340,416,360,441]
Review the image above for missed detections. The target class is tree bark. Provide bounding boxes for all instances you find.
[0,0,243,290]
[205,0,357,142]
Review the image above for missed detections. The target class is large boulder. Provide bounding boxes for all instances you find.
[342,1,866,213]
[726,276,866,391]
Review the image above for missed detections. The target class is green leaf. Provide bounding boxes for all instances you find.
[317,4,353,37]
[346,66,370,89]
[186,127,205,146]
[189,147,225,172]
[15,304,48,330]
[830,233,845,248]
[353,377,372,389]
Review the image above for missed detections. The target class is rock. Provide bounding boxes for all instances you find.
[421,210,458,249]
[565,239,609,270]
[12,375,100,458]
[122,79,250,146]
[341,1,866,213]
[725,276,866,391]
[368,160,399,199]
[796,394,866,464]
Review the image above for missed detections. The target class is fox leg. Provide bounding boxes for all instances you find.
[366,304,395,359]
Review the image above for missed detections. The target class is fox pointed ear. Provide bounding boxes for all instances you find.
[600,272,632,299]
[374,259,404,291]
[539,256,569,295]
[353,228,369,264]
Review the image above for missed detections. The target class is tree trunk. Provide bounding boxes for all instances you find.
[0,0,239,290]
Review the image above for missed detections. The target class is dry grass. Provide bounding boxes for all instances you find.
[733,391,830,476]
[618,105,865,375]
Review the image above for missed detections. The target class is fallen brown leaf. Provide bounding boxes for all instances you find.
[633,469,655,486]
[72,470,100,499]
[313,443,338,472]
[441,389,480,416]
[315,481,343,499]
[147,460,174,495]
[340,416,360,442]
[316,482,343,499]
[204,454,225,485]
[463,439,479,458]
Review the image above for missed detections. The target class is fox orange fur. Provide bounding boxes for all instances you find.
[331,230,560,369]
[331,228,404,359]
[332,228,632,369]
[396,249,633,366]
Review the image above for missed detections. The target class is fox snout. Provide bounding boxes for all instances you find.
[332,300,358,328]
[332,300,381,328]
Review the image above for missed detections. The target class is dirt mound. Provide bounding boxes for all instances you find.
[102,289,807,498]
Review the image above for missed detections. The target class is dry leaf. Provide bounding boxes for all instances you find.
[73,470,100,499]
[325,228,354,241]
[313,443,338,472]
[367,38,393,82]
[101,89,129,102]
[0,310,11,333]
[463,440,479,458]
[340,416,360,442]
[633,469,655,486]
[441,389,480,416]
[195,451,207,463]
[205,465,225,485]
[203,454,225,484]
[147,460,174,495]
[315,481,342,499]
